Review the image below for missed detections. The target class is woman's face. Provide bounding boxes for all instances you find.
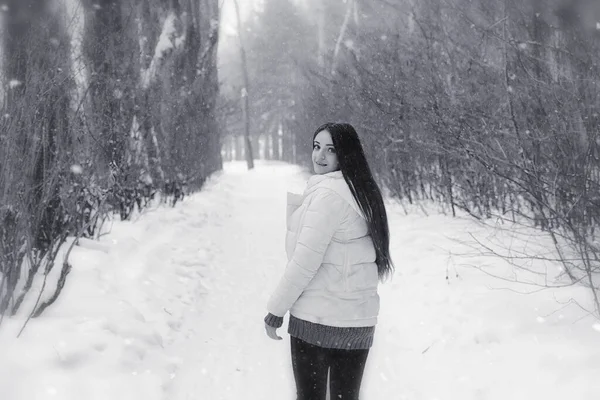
[312,130,340,175]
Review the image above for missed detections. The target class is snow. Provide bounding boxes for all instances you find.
[9,80,21,89]
[141,13,185,89]
[156,14,178,53]
[70,164,83,174]
[1,161,599,400]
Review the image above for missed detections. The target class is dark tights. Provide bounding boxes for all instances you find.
[290,336,370,400]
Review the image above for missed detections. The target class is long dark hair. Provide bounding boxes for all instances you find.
[312,122,394,280]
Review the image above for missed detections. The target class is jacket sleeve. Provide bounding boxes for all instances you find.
[267,189,347,318]
[286,192,304,226]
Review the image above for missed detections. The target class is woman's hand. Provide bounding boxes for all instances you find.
[265,323,283,340]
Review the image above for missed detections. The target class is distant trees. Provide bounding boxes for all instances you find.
[0,0,221,327]
[220,0,311,163]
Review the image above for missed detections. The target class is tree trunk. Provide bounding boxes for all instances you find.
[233,0,254,170]
[331,0,354,74]
[271,128,280,160]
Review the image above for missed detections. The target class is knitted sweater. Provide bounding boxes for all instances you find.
[265,313,374,350]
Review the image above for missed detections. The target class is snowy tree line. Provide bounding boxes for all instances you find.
[0,0,221,325]
[220,0,600,315]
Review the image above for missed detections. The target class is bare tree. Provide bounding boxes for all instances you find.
[232,0,254,170]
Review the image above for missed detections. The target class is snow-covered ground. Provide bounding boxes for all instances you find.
[1,161,599,400]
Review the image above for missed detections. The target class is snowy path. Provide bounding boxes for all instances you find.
[1,161,600,400]
[165,163,302,399]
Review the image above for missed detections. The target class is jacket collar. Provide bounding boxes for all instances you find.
[304,170,364,218]
[306,170,344,190]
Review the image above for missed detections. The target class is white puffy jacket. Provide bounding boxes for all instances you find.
[267,170,380,328]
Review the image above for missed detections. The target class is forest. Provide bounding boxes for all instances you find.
[1,0,600,325]
[0,0,221,323]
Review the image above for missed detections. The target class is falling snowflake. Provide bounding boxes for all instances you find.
[70,164,83,175]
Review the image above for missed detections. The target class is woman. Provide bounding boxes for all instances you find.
[264,122,394,400]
